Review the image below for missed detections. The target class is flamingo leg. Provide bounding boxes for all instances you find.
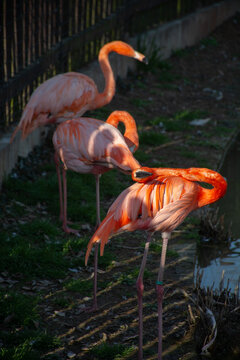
[89,174,101,311]
[136,233,152,360]
[95,174,101,228]
[54,152,64,221]
[61,167,80,235]
[156,232,171,360]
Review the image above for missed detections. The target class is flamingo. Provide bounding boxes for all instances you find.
[85,166,227,359]
[10,41,147,142]
[53,111,140,310]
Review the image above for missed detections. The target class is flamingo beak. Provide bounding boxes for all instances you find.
[134,169,153,179]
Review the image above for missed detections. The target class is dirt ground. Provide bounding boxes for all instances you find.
[1,12,240,360]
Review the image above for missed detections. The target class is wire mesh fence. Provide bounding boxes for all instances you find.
[0,0,220,133]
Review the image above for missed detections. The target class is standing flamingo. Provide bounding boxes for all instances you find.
[85,166,227,359]
[53,111,140,310]
[10,41,147,142]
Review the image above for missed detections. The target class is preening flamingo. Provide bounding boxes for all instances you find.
[10,41,147,142]
[53,111,140,310]
[85,166,227,359]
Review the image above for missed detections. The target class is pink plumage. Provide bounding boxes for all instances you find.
[10,41,147,142]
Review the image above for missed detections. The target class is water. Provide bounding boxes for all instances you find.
[195,132,240,293]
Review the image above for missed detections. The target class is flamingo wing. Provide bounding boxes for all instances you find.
[11,73,98,140]
[85,176,199,262]
[52,118,139,174]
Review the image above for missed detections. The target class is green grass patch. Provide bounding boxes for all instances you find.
[64,278,93,294]
[0,231,69,279]
[0,290,39,327]
[90,342,135,360]
[0,290,60,359]
[3,167,129,226]
[87,107,112,120]
[130,98,152,108]
[118,267,152,286]
[201,36,218,47]
[149,110,209,132]
[0,330,61,360]
[149,241,179,257]
[139,132,169,146]
[64,277,110,294]
[134,149,151,163]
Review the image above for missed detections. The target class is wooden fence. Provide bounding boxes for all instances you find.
[0,0,219,133]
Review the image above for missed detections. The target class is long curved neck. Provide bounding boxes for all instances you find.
[96,45,116,108]
[106,111,139,152]
[184,168,227,208]
[132,167,227,208]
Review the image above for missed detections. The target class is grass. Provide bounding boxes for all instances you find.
[130,98,152,108]
[200,36,218,47]
[0,290,60,360]
[139,131,169,146]
[149,109,209,132]
[90,342,136,360]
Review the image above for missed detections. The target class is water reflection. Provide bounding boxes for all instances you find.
[195,132,240,292]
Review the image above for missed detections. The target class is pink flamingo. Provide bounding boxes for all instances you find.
[85,166,227,359]
[10,41,147,142]
[53,111,140,310]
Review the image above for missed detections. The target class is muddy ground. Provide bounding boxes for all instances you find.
[1,12,240,360]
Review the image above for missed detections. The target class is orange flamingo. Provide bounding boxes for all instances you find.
[10,41,147,142]
[53,111,140,310]
[85,166,227,360]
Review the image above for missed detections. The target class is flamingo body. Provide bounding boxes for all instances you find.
[11,41,146,141]
[53,116,140,176]
[85,167,227,259]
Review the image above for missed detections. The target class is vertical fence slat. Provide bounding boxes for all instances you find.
[0,1,5,83]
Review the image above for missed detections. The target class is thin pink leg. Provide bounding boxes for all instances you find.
[136,233,152,360]
[54,152,63,221]
[86,174,101,312]
[156,232,171,360]
[62,167,79,235]
[95,174,101,228]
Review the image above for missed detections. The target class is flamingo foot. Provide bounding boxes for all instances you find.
[62,225,80,236]
[59,216,74,225]
[84,303,98,313]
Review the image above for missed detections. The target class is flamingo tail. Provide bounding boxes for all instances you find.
[85,212,116,265]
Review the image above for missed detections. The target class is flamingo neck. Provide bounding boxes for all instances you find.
[96,46,116,108]
[132,167,227,207]
[106,111,139,152]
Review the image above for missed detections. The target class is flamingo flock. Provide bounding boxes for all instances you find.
[11,40,227,359]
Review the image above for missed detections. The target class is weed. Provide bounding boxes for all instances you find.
[118,267,152,285]
[201,36,218,47]
[0,291,39,327]
[52,296,70,308]
[134,149,151,163]
[0,231,70,279]
[64,278,110,294]
[150,241,178,257]
[0,330,61,360]
[64,278,92,294]
[172,48,190,58]
[130,98,152,108]
[139,131,169,146]
[87,107,112,120]
[175,109,208,121]
[136,35,163,73]
[90,342,135,359]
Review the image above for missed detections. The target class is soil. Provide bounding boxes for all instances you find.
[1,13,240,360]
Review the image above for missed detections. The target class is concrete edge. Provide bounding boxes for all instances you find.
[1,0,240,187]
